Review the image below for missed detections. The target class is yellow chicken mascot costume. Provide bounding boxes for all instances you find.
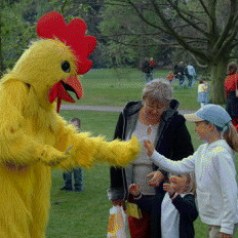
[0,12,139,238]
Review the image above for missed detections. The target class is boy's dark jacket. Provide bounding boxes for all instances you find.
[136,193,198,238]
[108,100,195,237]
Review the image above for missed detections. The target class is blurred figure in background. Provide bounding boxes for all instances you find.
[224,62,238,131]
[60,117,84,192]
[174,61,186,86]
[166,71,175,83]
[197,80,209,108]
[185,63,197,88]
[142,57,156,82]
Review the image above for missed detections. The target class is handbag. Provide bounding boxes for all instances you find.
[107,205,127,238]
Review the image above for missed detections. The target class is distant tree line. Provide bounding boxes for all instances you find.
[1,0,238,103]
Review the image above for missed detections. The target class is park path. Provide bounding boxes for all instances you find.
[61,104,194,115]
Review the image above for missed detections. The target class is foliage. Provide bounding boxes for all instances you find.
[2,0,238,103]
[1,0,35,70]
[101,0,238,103]
[0,0,104,72]
[99,1,164,68]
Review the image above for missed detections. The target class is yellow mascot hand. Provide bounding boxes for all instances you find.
[93,135,140,166]
[38,145,71,167]
[57,134,140,169]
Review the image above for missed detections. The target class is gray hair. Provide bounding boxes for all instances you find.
[142,78,172,105]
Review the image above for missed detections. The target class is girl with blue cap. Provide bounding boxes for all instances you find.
[144,104,238,238]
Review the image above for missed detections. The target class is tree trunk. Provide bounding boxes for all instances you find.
[0,2,4,76]
[0,34,3,76]
[209,60,228,104]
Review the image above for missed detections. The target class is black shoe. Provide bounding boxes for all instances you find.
[60,186,73,191]
[74,188,83,192]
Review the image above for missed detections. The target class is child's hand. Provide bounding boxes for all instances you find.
[163,182,175,195]
[143,140,154,157]
[128,183,141,197]
[169,175,187,194]
[146,171,164,187]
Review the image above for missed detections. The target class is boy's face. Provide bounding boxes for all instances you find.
[71,121,80,129]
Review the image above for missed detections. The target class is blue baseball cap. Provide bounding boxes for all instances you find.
[184,104,231,128]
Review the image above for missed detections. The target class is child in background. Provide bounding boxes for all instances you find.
[61,117,84,192]
[166,71,175,83]
[197,80,209,107]
[129,173,198,238]
[144,104,238,238]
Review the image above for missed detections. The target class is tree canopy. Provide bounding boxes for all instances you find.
[1,0,238,103]
[101,0,238,102]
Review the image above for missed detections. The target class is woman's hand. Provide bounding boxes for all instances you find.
[146,171,164,187]
[144,140,154,157]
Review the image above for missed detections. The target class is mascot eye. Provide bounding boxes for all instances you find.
[61,61,71,73]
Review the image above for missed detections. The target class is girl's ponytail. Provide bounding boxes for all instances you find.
[224,124,238,152]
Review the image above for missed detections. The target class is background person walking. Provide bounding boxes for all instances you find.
[185,63,197,87]
[174,61,186,86]
[224,62,238,131]
[142,57,156,82]
[197,80,209,107]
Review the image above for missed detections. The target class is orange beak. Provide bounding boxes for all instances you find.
[48,76,83,112]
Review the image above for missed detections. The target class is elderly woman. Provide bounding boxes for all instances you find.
[108,79,194,238]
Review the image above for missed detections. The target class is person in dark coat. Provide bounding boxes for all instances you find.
[108,79,194,238]
[142,57,156,82]
[174,61,186,86]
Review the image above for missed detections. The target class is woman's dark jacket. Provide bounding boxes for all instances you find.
[108,100,194,199]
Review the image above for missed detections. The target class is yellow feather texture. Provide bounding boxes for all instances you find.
[0,39,140,237]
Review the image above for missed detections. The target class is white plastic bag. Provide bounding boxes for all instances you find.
[107,205,127,238]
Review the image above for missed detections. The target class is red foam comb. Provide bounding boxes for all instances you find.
[36,11,96,74]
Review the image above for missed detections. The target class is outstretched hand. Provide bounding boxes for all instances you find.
[128,183,141,196]
[146,171,164,187]
[39,145,72,167]
[163,182,175,196]
[143,139,154,157]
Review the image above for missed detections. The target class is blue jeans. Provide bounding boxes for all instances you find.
[63,168,83,191]
[145,72,153,82]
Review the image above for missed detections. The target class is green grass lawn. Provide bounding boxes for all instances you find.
[75,68,202,110]
[46,69,237,238]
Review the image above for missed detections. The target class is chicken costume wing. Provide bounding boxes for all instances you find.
[0,12,139,238]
